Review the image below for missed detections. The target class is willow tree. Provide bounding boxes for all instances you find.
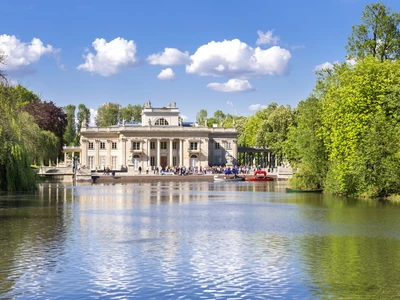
[0,84,36,191]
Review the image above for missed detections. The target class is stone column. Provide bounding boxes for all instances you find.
[121,138,127,167]
[198,139,201,169]
[81,139,87,166]
[107,140,112,167]
[179,139,183,166]
[169,139,174,167]
[157,138,161,169]
[232,139,238,166]
[95,139,100,168]
[144,139,149,169]
[64,152,67,166]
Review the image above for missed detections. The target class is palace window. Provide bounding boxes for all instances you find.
[150,156,155,166]
[225,142,232,150]
[173,142,177,149]
[173,156,177,166]
[150,141,155,149]
[131,141,140,150]
[215,142,220,149]
[112,142,117,149]
[100,142,105,149]
[155,118,169,126]
[88,156,94,169]
[88,142,94,149]
[160,141,167,149]
[111,156,117,169]
[190,142,198,151]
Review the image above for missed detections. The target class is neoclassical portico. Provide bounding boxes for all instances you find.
[78,102,238,171]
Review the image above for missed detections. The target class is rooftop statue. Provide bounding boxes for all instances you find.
[144,100,152,108]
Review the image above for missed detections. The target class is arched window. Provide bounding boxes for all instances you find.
[155,118,169,126]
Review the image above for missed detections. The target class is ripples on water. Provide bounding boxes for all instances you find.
[1,181,400,299]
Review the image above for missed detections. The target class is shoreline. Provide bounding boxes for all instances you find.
[89,173,282,183]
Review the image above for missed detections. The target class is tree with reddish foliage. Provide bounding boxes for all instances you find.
[19,101,67,150]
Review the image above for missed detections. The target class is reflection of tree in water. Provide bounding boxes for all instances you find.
[0,183,73,295]
[298,197,400,299]
[300,235,400,298]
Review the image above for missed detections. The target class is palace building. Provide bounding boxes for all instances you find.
[78,101,238,171]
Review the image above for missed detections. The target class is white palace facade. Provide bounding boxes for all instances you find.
[78,101,238,171]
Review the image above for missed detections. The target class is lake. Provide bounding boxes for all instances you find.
[1,180,400,299]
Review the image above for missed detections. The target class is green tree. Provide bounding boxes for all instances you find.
[213,110,226,125]
[95,102,121,127]
[256,103,294,160]
[0,50,6,83]
[132,104,142,122]
[10,84,41,107]
[284,97,328,189]
[346,2,400,62]
[196,109,208,125]
[76,104,90,144]
[318,57,400,196]
[63,104,76,146]
[0,84,36,191]
[120,104,142,122]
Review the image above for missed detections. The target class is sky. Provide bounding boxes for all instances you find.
[1,0,400,122]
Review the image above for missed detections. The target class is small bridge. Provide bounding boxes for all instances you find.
[37,166,75,182]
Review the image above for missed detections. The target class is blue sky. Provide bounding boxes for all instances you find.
[1,0,400,122]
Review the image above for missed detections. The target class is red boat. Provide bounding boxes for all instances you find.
[245,170,274,182]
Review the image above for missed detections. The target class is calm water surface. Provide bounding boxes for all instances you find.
[1,181,400,299]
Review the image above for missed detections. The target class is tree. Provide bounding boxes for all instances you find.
[95,102,121,127]
[20,100,67,151]
[63,105,76,146]
[120,104,142,122]
[213,110,226,125]
[0,50,6,83]
[256,104,294,160]
[317,57,400,196]
[0,84,36,191]
[196,109,208,125]
[76,104,91,144]
[283,97,328,189]
[132,104,142,122]
[9,84,41,107]
[346,2,400,62]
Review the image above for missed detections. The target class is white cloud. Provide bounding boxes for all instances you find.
[89,108,97,126]
[249,104,267,111]
[147,48,190,65]
[256,30,279,45]
[186,39,291,77]
[291,44,305,50]
[0,34,56,74]
[180,114,188,121]
[207,79,255,93]
[157,68,176,80]
[314,61,338,72]
[77,37,137,76]
[227,101,233,107]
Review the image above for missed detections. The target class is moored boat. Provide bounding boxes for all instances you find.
[214,175,245,182]
[245,170,274,182]
[286,188,323,193]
